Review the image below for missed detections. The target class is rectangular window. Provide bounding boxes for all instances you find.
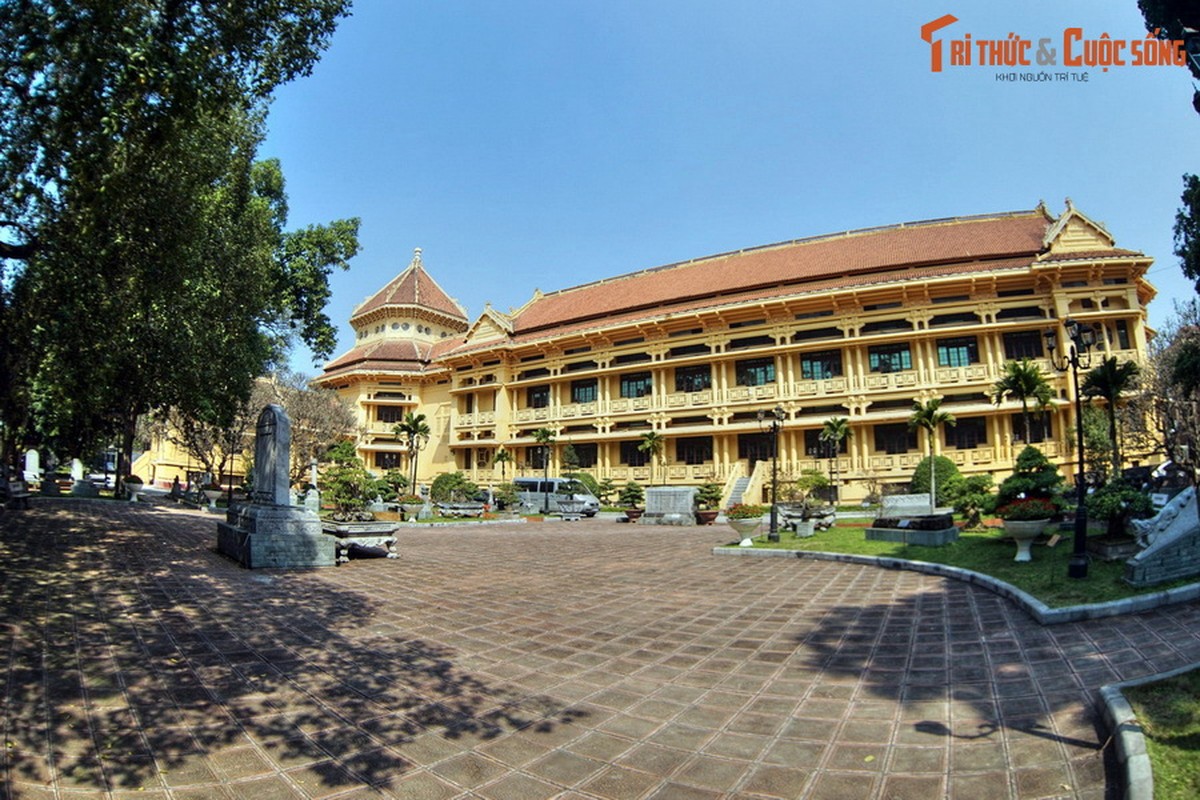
[1011,412,1052,444]
[675,436,713,465]
[799,350,842,380]
[936,336,979,367]
[571,379,597,404]
[946,417,987,450]
[675,364,711,392]
[620,372,653,398]
[377,406,406,424]
[374,452,402,469]
[868,344,912,373]
[572,442,597,469]
[1113,319,1131,350]
[874,423,916,455]
[1002,330,1045,360]
[735,357,776,386]
[462,394,475,414]
[620,440,649,467]
[527,385,550,409]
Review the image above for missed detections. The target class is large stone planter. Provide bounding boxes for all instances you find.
[729,517,763,547]
[1003,518,1050,562]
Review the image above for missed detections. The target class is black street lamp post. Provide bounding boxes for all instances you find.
[757,405,785,543]
[1044,318,1098,580]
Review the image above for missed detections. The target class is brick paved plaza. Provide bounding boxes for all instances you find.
[5,500,1200,799]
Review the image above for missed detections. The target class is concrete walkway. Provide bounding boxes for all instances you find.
[4,501,1200,799]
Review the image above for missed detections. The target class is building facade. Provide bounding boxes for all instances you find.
[315,203,1155,505]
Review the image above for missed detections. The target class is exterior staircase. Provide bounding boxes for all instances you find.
[726,476,751,508]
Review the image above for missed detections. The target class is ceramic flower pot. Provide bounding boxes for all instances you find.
[1002,518,1050,562]
[728,516,763,546]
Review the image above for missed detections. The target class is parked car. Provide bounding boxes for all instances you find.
[512,477,600,516]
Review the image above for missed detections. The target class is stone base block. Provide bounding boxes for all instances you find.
[865,526,959,547]
[638,512,694,526]
[217,522,336,569]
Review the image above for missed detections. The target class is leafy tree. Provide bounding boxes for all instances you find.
[1086,479,1155,537]
[596,477,617,506]
[261,369,358,484]
[0,2,356,487]
[909,398,956,514]
[1137,3,1200,111]
[1081,356,1140,476]
[992,359,1053,444]
[638,431,666,485]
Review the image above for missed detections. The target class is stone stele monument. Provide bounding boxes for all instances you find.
[217,404,334,568]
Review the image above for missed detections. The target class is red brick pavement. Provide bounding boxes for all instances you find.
[3,499,1200,799]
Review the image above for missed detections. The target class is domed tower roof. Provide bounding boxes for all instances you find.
[350,248,468,329]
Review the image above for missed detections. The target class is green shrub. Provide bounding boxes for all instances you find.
[430,471,479,503]
[996,446,1064,506]
[1086,479,1155,536]
[948,474,994,528]
[909,456,961,506]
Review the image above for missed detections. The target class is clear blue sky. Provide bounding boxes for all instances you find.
[262,1,1199,375]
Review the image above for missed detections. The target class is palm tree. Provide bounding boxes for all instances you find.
[1082,356,1140,477]
[908,398,956,515]
[992,358,1053,444]
[819,417,851,504]
[393,412,430,493]
[532,428,556,511]
[638,431,666,485]
[492,446,513,482]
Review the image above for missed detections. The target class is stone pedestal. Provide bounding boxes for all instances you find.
[640,486,698,526]
[218,504,335,569]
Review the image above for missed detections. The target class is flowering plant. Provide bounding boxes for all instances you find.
[397,494,425,505]
[725,503,769,520]
[996,497,1057,521]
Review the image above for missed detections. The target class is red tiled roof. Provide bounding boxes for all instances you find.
[351,251,468,324]
[510,211,1051,334]
[321,339,432,380]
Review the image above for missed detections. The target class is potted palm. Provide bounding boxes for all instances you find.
[694,482,723,525]
[727,503,769,546]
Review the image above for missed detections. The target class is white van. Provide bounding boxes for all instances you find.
[512,477,601,516]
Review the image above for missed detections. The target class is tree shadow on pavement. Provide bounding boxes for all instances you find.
[1,501,585,797]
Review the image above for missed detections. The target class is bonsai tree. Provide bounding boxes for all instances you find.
[322,455,381,521]
[695,481,723,509]
[493,481,519,510]
[996,445,1065,507]
[1085,479,1155,538]
[948,474,994,529]
[786,469,830,516]
[618,481,644,509]
[430,471,480,504]
[376,469,408,503]
[596,477,617,506]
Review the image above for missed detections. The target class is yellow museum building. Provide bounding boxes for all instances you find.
[313,201,1153,506]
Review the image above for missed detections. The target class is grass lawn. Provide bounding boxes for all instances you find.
[1124,671,1200,800]
[723,521,1196,608]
